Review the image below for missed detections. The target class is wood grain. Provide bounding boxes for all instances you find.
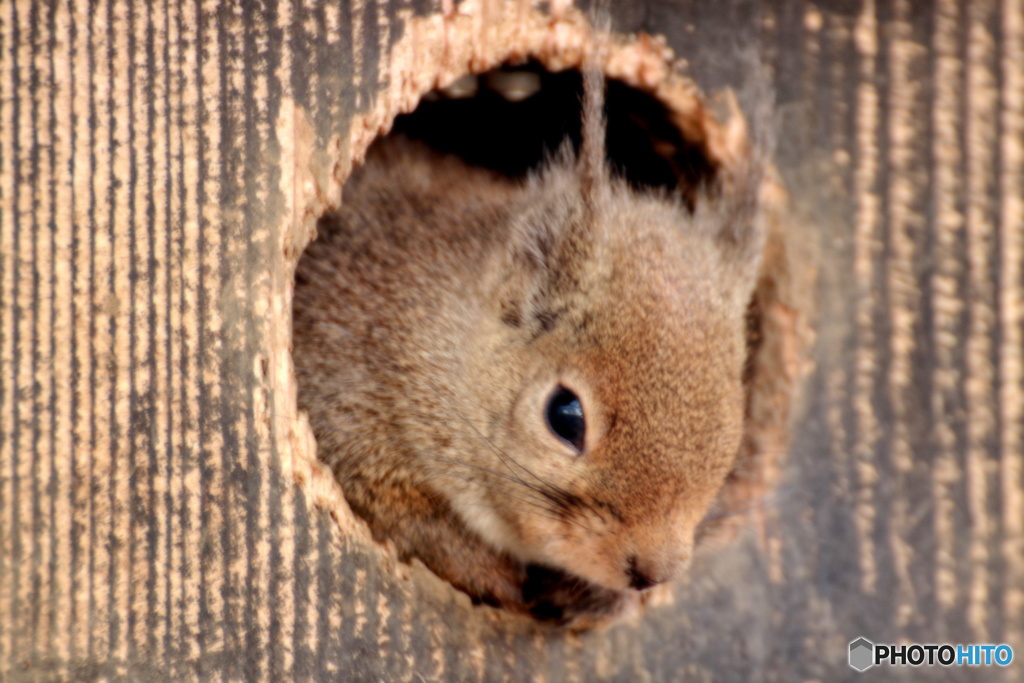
[0,0,1021,680]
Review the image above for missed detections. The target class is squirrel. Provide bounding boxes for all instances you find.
[292,62,768,627]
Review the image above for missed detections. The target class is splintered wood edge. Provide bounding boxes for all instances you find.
[273,0,814,614]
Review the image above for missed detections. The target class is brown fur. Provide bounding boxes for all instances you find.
[293,78,765,626]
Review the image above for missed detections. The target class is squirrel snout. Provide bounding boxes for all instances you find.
[625,554,680,592]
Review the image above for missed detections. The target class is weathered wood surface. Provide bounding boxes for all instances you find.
[0,0,1022,680]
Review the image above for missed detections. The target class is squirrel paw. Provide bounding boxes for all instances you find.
[521,564,634,629]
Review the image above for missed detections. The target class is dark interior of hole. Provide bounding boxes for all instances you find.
[390,63,717,198]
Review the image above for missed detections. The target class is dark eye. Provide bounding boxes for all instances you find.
[545,386,585,452]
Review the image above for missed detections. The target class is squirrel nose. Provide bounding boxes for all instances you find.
[626,555,666,591]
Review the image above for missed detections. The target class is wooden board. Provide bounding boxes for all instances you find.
[0,0,1021,680]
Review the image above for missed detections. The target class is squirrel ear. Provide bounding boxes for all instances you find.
[702,150,767,270]
[504,38,612,291]
[495,166,596,332]
[701,71,775,273]
[496,204,585,334]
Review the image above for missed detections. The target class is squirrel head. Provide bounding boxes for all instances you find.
[438,84,768,592]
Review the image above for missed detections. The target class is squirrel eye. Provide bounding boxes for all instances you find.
[545,386,585,452]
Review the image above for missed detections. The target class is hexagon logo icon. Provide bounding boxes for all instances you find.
[849,637,875,672]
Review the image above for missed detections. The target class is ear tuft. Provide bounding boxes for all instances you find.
[578,11,611,214]
[700,60,776,276]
